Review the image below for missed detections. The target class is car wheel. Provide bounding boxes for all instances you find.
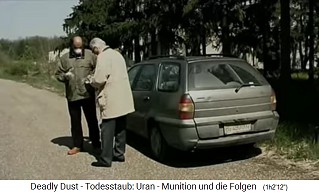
[149,126,169,162]
[243,143,256,149]
[237,143,259,157]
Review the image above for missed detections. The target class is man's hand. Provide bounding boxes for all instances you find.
[84,74,93,84]
[65,72,74,80]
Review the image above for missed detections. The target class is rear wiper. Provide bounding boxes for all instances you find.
[235,82,255,93]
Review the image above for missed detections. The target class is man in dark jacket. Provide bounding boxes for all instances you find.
[55,36,101,155]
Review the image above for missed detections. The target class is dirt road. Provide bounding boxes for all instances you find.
[0,79,318,180]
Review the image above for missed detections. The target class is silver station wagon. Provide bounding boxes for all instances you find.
[127,55,279,161]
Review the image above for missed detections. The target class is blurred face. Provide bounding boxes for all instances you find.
[73,36,83,48]
[72,36,83,55]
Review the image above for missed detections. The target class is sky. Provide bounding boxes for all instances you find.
[0,0,79,40]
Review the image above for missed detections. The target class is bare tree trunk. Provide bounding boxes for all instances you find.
[134,37,141,63]
[292,43,297,69]
[303,36,309,70]
[195,35,201,55]
[221,3,231,55]
[298,6,308,71]
[150,30,157,56]
[252,51,256,67]
[299,40,304,69]
[280,0,291,81]
[201,28,206,55]
[185,44,189,56]
[261,0,270,77]
[160,42,170,55]
[308,0,315,83]
[221,26,231,55]
[303,7,310,71]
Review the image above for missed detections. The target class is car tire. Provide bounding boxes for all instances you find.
[242,143,256,148]
[149,126,169,162]
[239,143,258,155]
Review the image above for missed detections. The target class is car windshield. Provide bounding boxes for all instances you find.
[188,60,268,91]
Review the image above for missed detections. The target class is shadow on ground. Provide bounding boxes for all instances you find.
[51,134,262,168]
[51,136,99,160]
[127,131,262,168]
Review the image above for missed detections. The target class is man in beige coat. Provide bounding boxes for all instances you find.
[88,38,135,167]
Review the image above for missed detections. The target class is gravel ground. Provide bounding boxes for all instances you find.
[0,79,318,180]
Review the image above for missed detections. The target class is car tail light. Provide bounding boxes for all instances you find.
[271,89,277,111]
[179,94,195,120]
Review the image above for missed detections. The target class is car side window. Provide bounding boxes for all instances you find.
[128,65,142,87]
[158,62,180,92]
[133,64,156,91]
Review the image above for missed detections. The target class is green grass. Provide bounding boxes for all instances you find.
[0,60,64,95]
[264,122,319,160]
[0,50,64,94]
[291,69,319,81]
[291,72,309,80]
[265,77,319,161]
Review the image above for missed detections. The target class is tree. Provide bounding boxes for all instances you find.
[280,0,291,82]
[60,0,318,80]
[0,37,61,61]
[308,0,315,82]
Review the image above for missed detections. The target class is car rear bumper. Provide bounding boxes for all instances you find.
[195,111,279,139]
[161,126,275,151]
[158,111,279,151]
[195,130,275,149]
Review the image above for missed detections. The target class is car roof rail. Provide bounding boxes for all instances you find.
[145,54,237,61]
[202,54,237,58]
[146,55,187,60]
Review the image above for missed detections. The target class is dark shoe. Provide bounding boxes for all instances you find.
[113,156,125,162]
[91,161,111,168]
[67,147,81,155]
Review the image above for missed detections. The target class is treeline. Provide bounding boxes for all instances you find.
[0,36,62,61]
[62,0,319,81]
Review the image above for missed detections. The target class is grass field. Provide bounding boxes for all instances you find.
[0,56,64,95]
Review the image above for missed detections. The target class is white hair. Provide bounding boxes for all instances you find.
[89,37,106,50]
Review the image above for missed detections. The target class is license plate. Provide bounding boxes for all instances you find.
[224,124,251,135]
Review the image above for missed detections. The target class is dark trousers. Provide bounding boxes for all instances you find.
[67,97,100,149]
[100,116,127,165]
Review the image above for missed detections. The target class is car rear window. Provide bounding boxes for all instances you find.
[188,60,268,91]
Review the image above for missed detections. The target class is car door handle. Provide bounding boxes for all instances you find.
[143,96,150,101]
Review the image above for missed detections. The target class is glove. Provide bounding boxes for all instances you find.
[65,72,74,80]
